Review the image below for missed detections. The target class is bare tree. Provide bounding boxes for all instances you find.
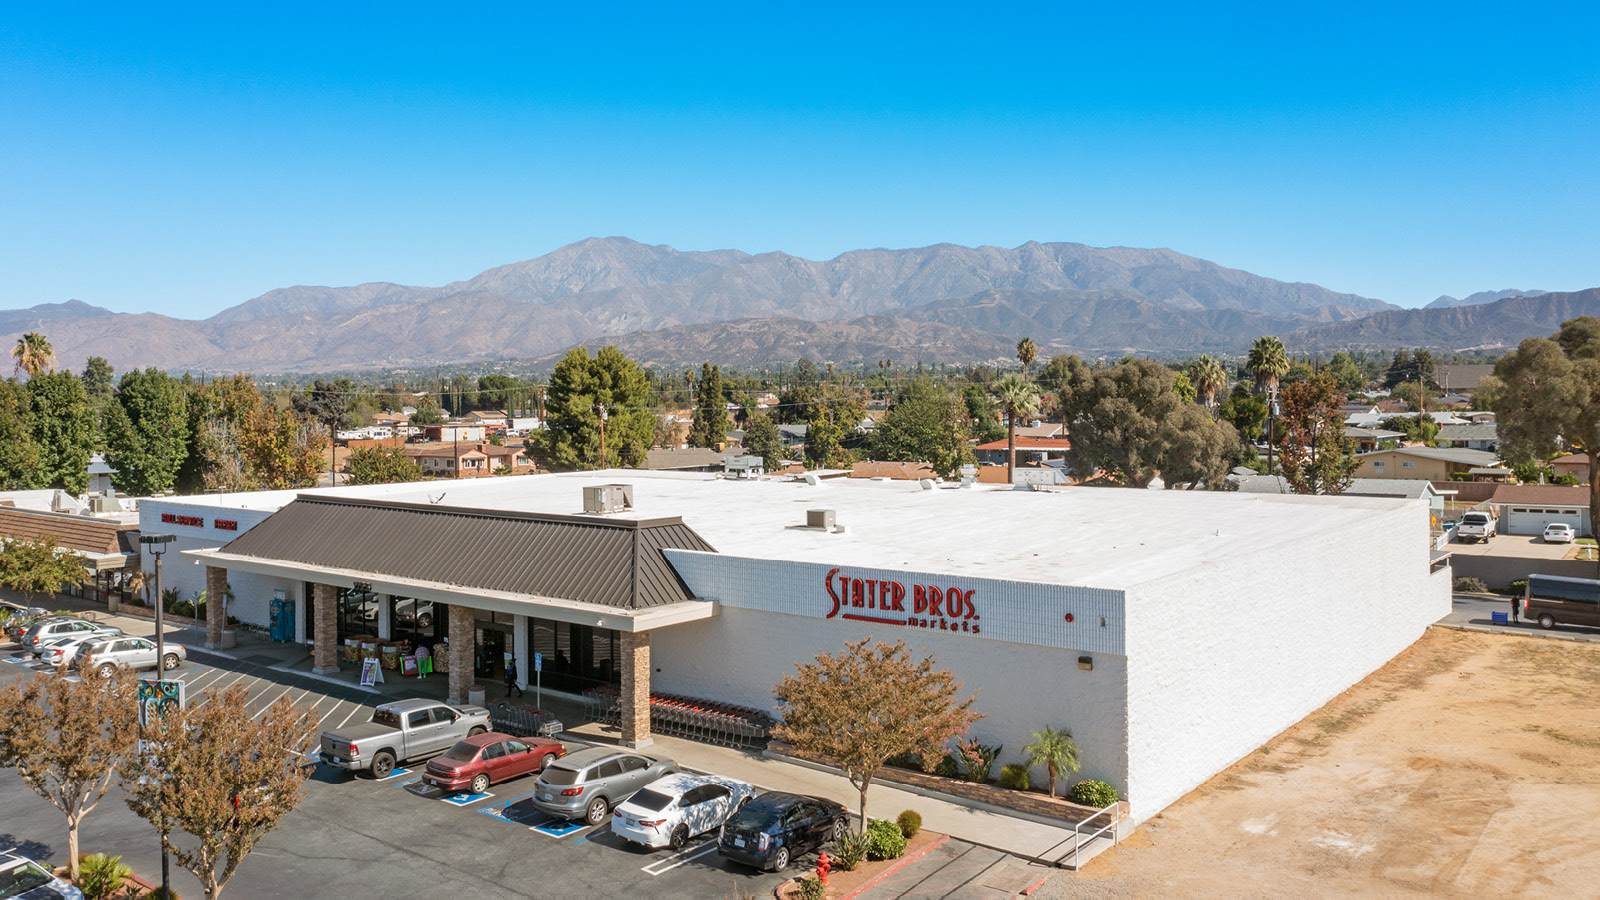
[0,668,139,880]
[120,684,322,899]
[773,638,980,832]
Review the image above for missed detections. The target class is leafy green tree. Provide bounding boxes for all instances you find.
[476,374,522,411]
[1493,318,1600,569]
[1057,357,1239,488]
[991,374,1040,484]
[0,381,42,489]
[1173,369,1197,403]
[409,398,446,426]
[1325,351,1365,393]
[1016,337,1038,376]
[80,357,115,408]
[27,371,94,492]
[291,379,352,434]
[1246,336,1290,393]
[12,332,55,377]
[1275,374,1358,494]
[103,368,188,495]
[347,445,427,485]
[0,536,89,604]
[689,363,729,448]
[743,411,783,469]
[1382,348,1436,391]
[1022,726,1081,798]
[773,638,980,834]
[442,374,478,416]
[543,347,655,469]
[961,384,1005,444]
[777,358,822,424]
[871,377,974,478]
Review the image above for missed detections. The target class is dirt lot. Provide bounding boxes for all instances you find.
[1039,627,1600,899]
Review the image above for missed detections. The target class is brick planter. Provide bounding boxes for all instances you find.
[767,741,1108,824]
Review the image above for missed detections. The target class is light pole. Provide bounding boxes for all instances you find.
[596,404,608,469]
[138,532,175,898]
[1266,383,1280,476]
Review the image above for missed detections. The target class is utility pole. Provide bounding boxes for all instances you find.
[596,404,608,469]
[1266,383,1280,476]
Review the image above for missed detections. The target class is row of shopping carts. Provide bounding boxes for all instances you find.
[490,702,564,738]
[579,686,773,750]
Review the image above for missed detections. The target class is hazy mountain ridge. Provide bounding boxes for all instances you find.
[1423,288,1547,310]
[1291,287,1600,350]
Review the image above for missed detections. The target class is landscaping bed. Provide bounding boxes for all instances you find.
[774,830,946,900]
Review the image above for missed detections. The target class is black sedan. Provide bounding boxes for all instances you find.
[716,791,849,871]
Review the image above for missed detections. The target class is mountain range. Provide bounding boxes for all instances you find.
[0,237,1589,372]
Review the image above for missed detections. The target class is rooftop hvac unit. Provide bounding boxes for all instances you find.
[582,483,635,515]
[959,464,978,488]
[723,456,766,479]
[806,509,837,531]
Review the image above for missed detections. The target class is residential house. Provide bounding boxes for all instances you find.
[372,411,409,427]
[1488,484,1592,536]
[1344,425,1406,452]
[1435,423,1499,452]
[466,410,510,430]
[404,442,529,478]
[850,461,939,481]
[1551,453,1591,484]
[1352,447,1503,481]
[777,423,808,450]
[973,435,1072,466]
[1436,364,1495,394]
[422,423,486,443]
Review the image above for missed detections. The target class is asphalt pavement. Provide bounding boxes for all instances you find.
[1438,591,1600,643]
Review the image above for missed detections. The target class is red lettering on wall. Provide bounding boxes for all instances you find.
[913,585,927,614]
[213,519,237,531]
[823,569,983,633]
[159,513,204,528]
[865,579,877,609]
[929,587,944,617]
[890,581,905,611]
[825,568,842,618]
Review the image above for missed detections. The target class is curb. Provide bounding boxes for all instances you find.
[1019,875,1051,895]
[838,833,951,900]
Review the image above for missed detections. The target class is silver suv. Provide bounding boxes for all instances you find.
[529,746,677,825]
[21,618,120,655]
[73,635,186,675]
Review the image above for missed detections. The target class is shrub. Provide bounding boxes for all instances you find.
[999,763,1030,791]
[895,809,922,839]
[1505,579,1528,596]
[864,818,908,860]
[77,853,132,900]
[932,753,960,779]
[832,831,868,870]
[885,750,921,770]
[1453,577,1487,593]
[1070,779,1119,808]
[795,874,826,900]
[956,738,1001,783]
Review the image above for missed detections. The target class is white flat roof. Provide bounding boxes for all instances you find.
[164,470,1419,591]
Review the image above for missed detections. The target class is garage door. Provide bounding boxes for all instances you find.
[1505,507,1587,536]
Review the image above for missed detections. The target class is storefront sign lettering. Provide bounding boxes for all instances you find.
[213,519,237,531]
[823,567,980,634]
[160,513,204,528]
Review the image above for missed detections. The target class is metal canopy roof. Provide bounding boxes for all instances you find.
[217,495,715,610]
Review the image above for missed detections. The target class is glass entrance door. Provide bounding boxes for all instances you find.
[475,627,506,680]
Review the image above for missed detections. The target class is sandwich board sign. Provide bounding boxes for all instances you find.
[360,657,383,686]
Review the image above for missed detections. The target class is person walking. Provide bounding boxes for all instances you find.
[504,656,523,698]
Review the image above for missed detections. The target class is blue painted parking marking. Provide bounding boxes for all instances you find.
[378,767,412,781]
[2,657,28,664]
[531,819,587,838]
[441,790,493,806]
[394,776,421,789]
[481,791,544,824]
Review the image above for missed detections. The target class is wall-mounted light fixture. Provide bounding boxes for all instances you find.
[1078,656,1094,671]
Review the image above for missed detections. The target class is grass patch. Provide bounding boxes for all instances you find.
[1533,726,1600,749]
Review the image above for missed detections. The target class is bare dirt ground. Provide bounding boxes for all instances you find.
[1036,627,1600,900]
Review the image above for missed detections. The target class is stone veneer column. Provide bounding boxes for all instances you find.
[620,630,652,748]
[311,583,339,675]
[448,604,474,704]
[204,566,228,649]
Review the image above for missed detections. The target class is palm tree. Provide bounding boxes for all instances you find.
[12,332,55,377]
[1023,725,1081,797]
[1016,337,1038,377]
[1188,355,1227,409]
[991,373,1040,485]
[1245,336,1290,394]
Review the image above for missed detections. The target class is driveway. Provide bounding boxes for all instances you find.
[1445,533,1573,559]
[1439,592,1600,643]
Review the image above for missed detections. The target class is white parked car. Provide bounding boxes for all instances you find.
[73,635,186,675]
[1544,523,1577,543]
[0,848,83,899]
[38,630,122,666]
[612,772,757,850]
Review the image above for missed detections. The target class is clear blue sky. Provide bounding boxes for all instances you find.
[3,2,1597,315]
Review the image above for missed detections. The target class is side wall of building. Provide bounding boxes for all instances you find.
[656,553,1134,797]
[137,501,285,629]
[1121,497,1451,823]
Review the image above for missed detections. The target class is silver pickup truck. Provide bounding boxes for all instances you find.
[319,697,492,779]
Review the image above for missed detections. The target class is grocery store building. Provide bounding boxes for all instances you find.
[148,471,1451,823]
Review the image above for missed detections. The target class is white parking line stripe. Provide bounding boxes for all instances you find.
[253,687,300,719]
[337,702,366,729]
[182,669,225,693]
[643,841,719,876]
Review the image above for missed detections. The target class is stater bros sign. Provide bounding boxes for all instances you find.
[823,567,983,634]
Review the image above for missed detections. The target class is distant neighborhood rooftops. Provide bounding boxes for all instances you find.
[973,436,1073,451]
[1356,446,1500,466]
[1490,484,1591,506]
[1230,475,1442,501]
[1436,424,1500,442]
[1437,364,1495,392]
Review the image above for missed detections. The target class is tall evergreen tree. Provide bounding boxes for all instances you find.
[103,368,189,496]
[0,381,41,489]
[689,363,728,448]
[26,371,94,493]
[542,347,655,469]
[742,411,783,469]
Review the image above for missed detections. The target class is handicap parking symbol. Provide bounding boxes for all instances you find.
[531,819,587,838]
[483,793,544,825]
[441,790,493,806]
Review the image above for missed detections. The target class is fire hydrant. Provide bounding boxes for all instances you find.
[816,851,831,886]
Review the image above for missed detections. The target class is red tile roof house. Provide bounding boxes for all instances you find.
[403,443,532,478]
[1551,453,1591,484]
[973,435,1072,466]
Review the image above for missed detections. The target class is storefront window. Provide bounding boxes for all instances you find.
[336,587,380,643]
[529,618,619,694]
[392,597,440,649]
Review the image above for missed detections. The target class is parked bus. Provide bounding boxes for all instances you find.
[1521,574,1600,630]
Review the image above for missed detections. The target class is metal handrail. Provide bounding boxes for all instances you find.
[1067,801,1122,869]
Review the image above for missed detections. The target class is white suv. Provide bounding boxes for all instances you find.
[73,636,186,676]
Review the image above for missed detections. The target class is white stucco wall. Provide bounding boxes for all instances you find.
[657,552,1133,795]
[137,500,286,628]
[1121,496,1451,823]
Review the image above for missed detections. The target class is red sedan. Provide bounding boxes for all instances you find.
[423,732,566,794]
